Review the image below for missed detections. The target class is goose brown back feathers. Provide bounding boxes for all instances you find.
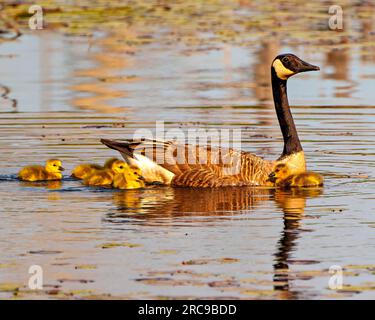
[101,138,273,187]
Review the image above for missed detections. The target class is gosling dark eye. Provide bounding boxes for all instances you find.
[119,166,124,169]
[134,172,137,174]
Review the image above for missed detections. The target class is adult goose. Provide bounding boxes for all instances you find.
[101,54,319,187]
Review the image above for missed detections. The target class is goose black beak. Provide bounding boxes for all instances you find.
[101,138,128,154]
[297,60,320,73]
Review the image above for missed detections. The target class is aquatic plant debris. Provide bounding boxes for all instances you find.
[2,0,375,50]
[99,242,142,249]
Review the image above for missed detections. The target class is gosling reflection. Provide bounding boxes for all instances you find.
[273,188,323,299]
[19,180,62,190]
[19,180,63,201]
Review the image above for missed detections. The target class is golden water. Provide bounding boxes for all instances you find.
[0,31,375,299]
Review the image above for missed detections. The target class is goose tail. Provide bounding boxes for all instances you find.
[100,138,175,184]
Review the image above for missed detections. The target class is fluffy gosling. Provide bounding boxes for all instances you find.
[269,163,323,188]
[113,165,145,189]
[18,159,64,182]
[83,160,127,186]
[71,158,119,180]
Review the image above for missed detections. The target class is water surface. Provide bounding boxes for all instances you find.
[0,25,375,299]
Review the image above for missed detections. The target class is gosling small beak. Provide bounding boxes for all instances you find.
[138,176,145,181]
[59,166,65,171]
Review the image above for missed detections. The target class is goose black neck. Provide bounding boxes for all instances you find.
[271,68,303,157]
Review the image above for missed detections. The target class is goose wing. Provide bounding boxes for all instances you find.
[101,138,273,186]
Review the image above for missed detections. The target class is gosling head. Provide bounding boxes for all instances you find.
[268,163,291,183]
[111,160,128,174]
[127,166,145,182]
[272,54,320,81]
[45,159,64,173]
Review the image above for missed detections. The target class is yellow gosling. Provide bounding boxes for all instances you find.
[18,159,64,182]
[83,160,127,186]
[269,163,323,188]
[113,166,145,190]
[71,157,119,179]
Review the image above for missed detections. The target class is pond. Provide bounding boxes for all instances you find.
[0,24,375,299]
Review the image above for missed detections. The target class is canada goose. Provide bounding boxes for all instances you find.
[83,160,127,186]
[113,166,145,189]
[101,54,319,187]
[269,163,323,188]
[18,159,65,182]
[71,158,119,179]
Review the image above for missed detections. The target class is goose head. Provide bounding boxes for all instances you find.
[272,54,320,81]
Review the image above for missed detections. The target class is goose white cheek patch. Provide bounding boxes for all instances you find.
[273,59,295,80]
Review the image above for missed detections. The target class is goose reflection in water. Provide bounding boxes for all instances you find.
[107,186,323,298]
[110,186,272,220]
[273,188,323,299]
